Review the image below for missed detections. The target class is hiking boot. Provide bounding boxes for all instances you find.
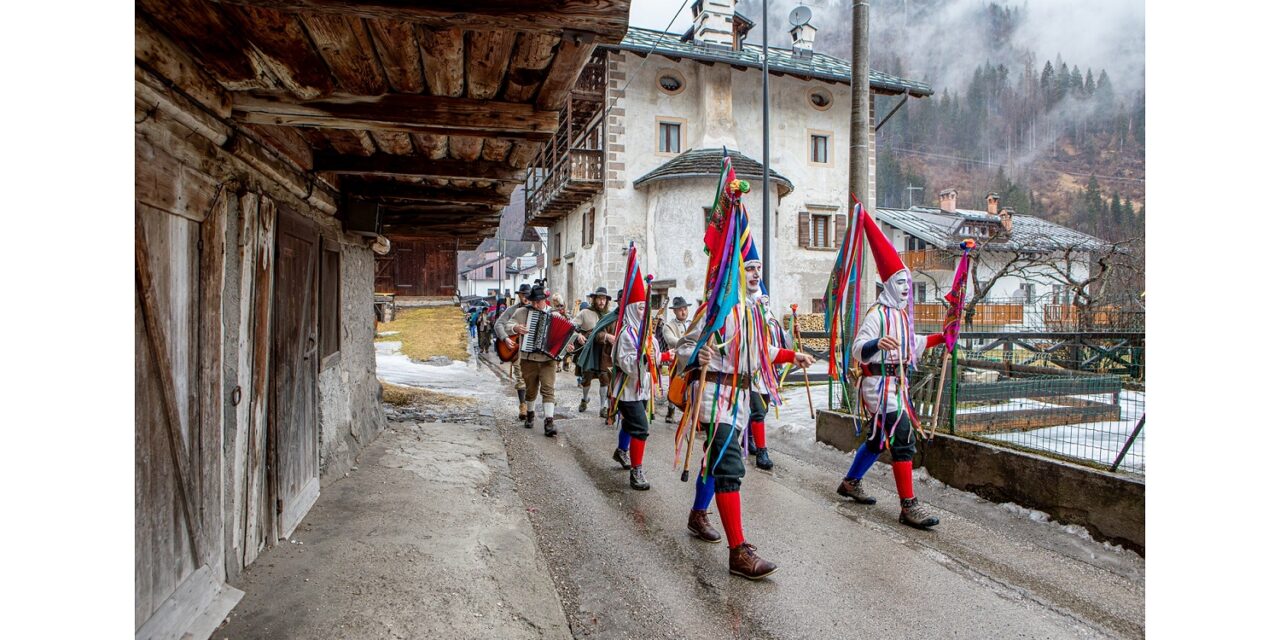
[687,509,721,543]
[754,448,774,471]
[899,497,940,529]
[523,412,534,429]
[598,406,609,419]
[728,543,778,580]
[629,467,650,490]
[578,398,589,413]
[544,418,557,437]
[837,478,876,504]
[747,437,758,456]
[612,447,631,470]
[665,406,676,424]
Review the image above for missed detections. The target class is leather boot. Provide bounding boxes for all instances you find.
[612,447,631,470]
[523,411,534,429]
[578,397,589,413]
[837,478,876,504]
[728,543,778,580]
[629,467,650,490]
[544,418,557,437]
[517,390,527,421]
[899,497,940,529]
[747,436,758,456]
[687,509,721,543]
[754,448,773,471]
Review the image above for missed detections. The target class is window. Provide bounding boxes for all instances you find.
[319,247,341,365]
[581,208,595,248]
[553,232,562,263]
[656,70,685,95]
[484,265,494,278]
[809,88,833,111]
[812,298,827,313]
[914,282,927,303]
[811,213,831,248]
[1019,282,1036,303]
[1052,284,1064,305]
[810,134,829,164]
[658,121,682,154]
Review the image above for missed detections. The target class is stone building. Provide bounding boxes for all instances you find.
[525,0,931,313]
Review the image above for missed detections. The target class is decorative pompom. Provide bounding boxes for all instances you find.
[962,238,976,249]
[730,179,751,194]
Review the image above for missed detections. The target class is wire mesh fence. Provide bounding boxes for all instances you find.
[818,333,1145,476]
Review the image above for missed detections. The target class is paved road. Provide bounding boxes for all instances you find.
[484,354,1144,639]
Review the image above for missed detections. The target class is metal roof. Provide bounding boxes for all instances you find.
[606,27,933,97]
[632,148,794,196]
[876,207,1108,253]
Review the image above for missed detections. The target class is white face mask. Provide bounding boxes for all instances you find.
[877,270,912,309]
[745,263,762,293]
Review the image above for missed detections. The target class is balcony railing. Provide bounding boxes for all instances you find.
[901,249,955,272]
[525,51,606,225]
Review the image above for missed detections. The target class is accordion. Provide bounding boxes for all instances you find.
[520,309,577,360]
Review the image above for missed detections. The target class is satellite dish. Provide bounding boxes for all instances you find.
[788,6,812,27]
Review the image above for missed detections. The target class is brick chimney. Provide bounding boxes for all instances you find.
[998,207,1015,233]
[986,192,1000,215]
[692,0,736,49]
[939,188,958,213]
[790,22,816,57]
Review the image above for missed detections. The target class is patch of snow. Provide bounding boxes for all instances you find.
[376,342,493,397]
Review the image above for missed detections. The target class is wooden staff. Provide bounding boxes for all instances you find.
[790,304,815,419]
[928,350,952,439]
[681,366,709,482]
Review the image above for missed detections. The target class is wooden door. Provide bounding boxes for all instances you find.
[394,242,424,295]
[270,207,320,539]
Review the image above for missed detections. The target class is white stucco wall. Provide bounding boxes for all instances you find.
[541,49,892,316]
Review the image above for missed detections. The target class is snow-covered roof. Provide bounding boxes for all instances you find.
[876,207,1108,253]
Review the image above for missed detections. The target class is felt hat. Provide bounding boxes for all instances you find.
[670,296,690,309]
[517,283,532,295]
[588,286,611,299]
[527,285,548,301]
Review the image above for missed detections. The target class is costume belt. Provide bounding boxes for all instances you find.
[696,369,753,391]
[860,362,910,377]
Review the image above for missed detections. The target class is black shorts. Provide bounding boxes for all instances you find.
[617,400,650,441]
[702,422,745,493]
[862,411,916,462]
[749,392,771,423]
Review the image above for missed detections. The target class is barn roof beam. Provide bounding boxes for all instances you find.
[314,153,524,181]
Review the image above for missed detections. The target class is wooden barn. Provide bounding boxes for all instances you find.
[134,1,630,637]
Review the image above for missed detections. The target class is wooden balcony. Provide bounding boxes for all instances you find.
[525,51,606,226]
[915,303,1025,328]
[901,249,954,272]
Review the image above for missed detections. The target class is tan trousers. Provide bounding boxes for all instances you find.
[520,358,557,404]
[511,356,525,391]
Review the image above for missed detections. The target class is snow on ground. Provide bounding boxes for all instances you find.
[766,383,1145,475]
[375,341,493,398]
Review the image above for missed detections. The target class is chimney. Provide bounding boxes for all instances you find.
[790,22,816,57]
[692,0,736,49]
[939,188,958,213]
[986,192,1000,216]
[998,207,1015,233]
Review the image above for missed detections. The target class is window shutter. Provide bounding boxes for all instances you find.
[799,212,810,247]
[833,213,847,245]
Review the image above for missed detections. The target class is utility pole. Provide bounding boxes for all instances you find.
[907,184,923,208]
[761,0,772,293]
[850,0,871,311]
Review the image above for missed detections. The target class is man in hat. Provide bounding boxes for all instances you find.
[494,283,532,421]
[834,209,946,530]
[573,287,613,413]
[677,239,815,580]
[500,284,565,436]
[660,296,693,423]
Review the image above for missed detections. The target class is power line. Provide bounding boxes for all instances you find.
[602,0,691,120]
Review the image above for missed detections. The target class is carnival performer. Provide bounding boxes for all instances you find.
[494,283,532,421]
[743,271,793,472]
[676,228,814,580]
[573,287,614,414]
[833,210,946,529]
[660,296,692,423]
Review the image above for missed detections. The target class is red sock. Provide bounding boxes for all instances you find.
[892,461,915,500]
[630,438,646,468]
[750,420,766,449]
[715,491,745,548]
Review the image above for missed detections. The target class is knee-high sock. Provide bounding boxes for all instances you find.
[892,461,914,500]
[750,420,766,449]
[544,402,554,419]
[599,385,608,406]
[715,491,745,548]
[845,443,879,480]
[693,471,715,511]
[630,439,646,468]
[617,429,631,451]
[581,383,590,400]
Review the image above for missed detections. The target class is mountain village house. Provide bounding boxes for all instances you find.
[525,0,932,313]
